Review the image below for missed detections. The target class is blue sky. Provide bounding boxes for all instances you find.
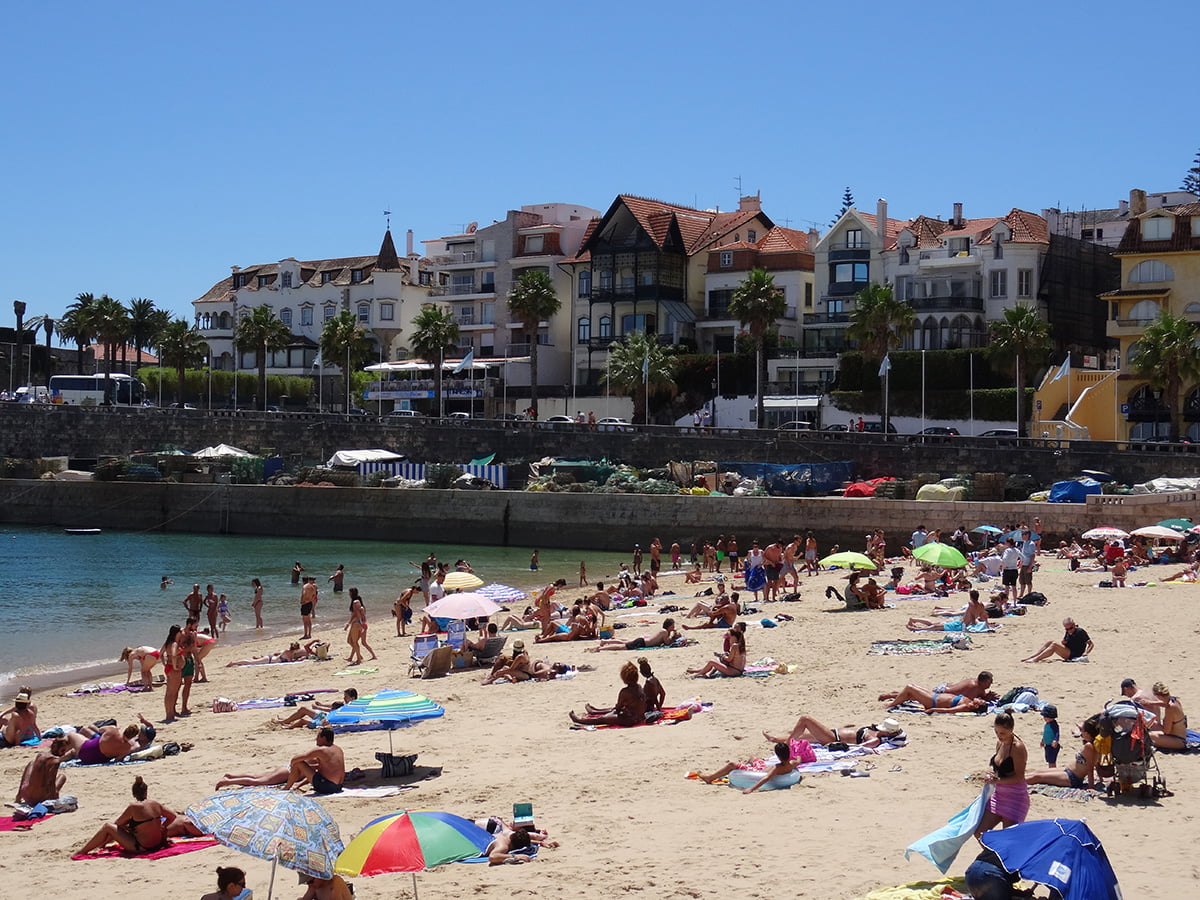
[4,1,1196,330]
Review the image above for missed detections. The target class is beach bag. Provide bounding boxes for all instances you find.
[1023,591,1048,605]
[211,698,239,713]
[789,738,818,763]
[376,751,418,778]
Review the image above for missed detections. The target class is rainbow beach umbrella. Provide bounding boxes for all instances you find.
[335,810,493,897]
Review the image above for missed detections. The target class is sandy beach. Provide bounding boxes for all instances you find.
[3,550,1197,898]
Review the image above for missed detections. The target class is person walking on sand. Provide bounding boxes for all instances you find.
[344,588,377,665]
[251,577,264,629]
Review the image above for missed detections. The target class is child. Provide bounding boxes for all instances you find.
[1111,556,1128,588]
[218,594,231,632]
[1041,704,1060,767]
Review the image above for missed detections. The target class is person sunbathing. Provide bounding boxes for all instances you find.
[271,689,358,729]
[76,775,202,855]
[589,619,679,652]
[569,660,645,726]
[535,607,595,643]
[763,715,905,748]
[879,671,996,711]
[62,723,146,764]
[906,617,998,633]
[1161,563,1199,582]
[682,594,739,629]
[686,624,746,677]
[1150,682,1189,750]
[587,658,664,715]
[225,642,309,666]
[482,640,534,684]
[697,741,798,794]
[215,728,345,794]
[928,590,989,623]
[1,688,41,749]
[1026,718,1100,788]
[684,564,703,584]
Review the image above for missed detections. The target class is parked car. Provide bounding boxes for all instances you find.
[862,421,898,434]
[543,415,575,424]
[386,409,423,419]
[823,423,849,432]
[167,402,197,410]
[497,412,525,421]
[978,429,1018,438]
[447,411,471,419]
[910,426,960,442]
[778,420,814,431]
[598,417,630,425]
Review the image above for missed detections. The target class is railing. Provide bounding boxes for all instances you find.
[455,313,475,326]
[1114,318,1157,327]
[432,251,476,265]
[829,241,871,251]
[803,312,850,325]
[771,346,846,359]
[908,296,985,312]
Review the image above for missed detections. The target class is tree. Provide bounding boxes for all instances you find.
[847,283,915,434]
[320,311,373,413]
[157,318,206,403]
[409,305,459,417]
[604,330,677,424]
[126,298,165,368]
[1183,148,1200,195]
[235,306,291,410]
[1130,311,1200,441]
[93,294,129,395]
[728,268,787,428]
[506,269,561,416]
[60,292,98,375]
[986,304,1053,438]
[833,186,855,224]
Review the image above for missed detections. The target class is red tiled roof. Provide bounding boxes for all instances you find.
[1000,208,1049,243]
[939,217,1001,241]
[855,212,908,246]
[757,226,810,253]
[565,218,601,265]
[897,215,951,250]
[709,240,759,252]
[88,343,159,364]
[601,195,772,256]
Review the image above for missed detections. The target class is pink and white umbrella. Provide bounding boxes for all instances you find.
[1081,527,1130,540]
[420,591,502,620]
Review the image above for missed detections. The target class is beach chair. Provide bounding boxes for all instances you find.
[417,645,454,679]
[445,619,467,651]
[472,635,508,666]
[407,633,438,676]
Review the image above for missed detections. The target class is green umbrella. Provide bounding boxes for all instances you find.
[1156,518,1194,533]
[819,551,877,570]
[912,542,967,568]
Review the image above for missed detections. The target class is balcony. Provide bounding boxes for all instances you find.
[455,313,475,326]
[827,281,867,296]
[429,283,496,298]
[908,296,985,312]
[803,312,850,325]
[918,249,982,268]
[828,240,871,251]
[586,284,686,303]
[431,251,481,266]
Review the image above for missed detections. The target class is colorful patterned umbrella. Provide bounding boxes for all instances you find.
[325,690,445,753]
[912,542,968,569]
[441,571,483,590]
[335,810,492,889]
[186,787,344,899]
[476,582,529,603]
[421,591,502,620]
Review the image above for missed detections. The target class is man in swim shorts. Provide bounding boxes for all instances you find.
[300,577,318,639]
[879,671,996,710]
[16,737,70,804]
[1020,618,1092,663]
[215,728,345,793]
[590,619,679,651]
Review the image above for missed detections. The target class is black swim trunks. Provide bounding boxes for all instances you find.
[301,602,314,616]
[312,772,343,794]
[625,636,647,650]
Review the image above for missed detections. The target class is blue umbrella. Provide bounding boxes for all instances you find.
[325,689,445,753]
[1003,529,1041,543]
[980,818,1121,900]
[971,525,1003,534]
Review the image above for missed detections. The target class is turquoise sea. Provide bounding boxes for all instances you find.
[0,524,631,691]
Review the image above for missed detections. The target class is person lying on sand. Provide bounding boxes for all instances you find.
[569,661,645,726]
[271,689,358,729]
[927,590,989,624]
[225,640,324,666]
[696,741,798,794]
[588,618,679,652]
[879,671,996,710]
[215,727,345,794]
[76,775,202,855]
[61,722,149,765]
[763,715,905,748]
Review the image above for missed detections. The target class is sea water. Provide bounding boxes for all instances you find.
[0,524,631,691]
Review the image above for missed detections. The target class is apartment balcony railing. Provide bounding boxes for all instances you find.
[803,312,850,325]
[828,241,871,251]
[908,296,985,312]
[432,251,477,265]
[455,313,475,326]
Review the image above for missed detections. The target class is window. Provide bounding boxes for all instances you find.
[380,303,394,321]
[1142,217,1172,240]
[993,240,1003,259]
[833,262,868,283]
[524,234,544,254]
[720,251,733,268]
[280,271,293,288]
[708,289,733,318]
[351,269,363,284]
[480,271,495,292]
[300,307,314,326]
[419,271,431,286]
[949,238,970,254]
[1081,228,1095,240]
[457,305,474,325]
[1193,218,1200,237]
[747,229,757,242]
[480,302,495,325]
[1126,340,1141,367]
[990,269,1007,298]
[323,305,335,321]
[894,276,910,301]
[640,270,655,285]
[899,246,910,264]
[598,270,612,290]
[577,316,591,343]
[1017,269,1033,298]
[257,274,272,288]
[218,312,231,329]
[578,271,591,297]
[1127,299,1160,321]
[804,283,813,308]
[537,333,549,345]
[280,308,292,326]
[232,273,246,289]
[357,303,370,323]
[1129,260,1175,282]
[457,335,474,351]
[621,275,634,290]
[598,315,612,338]
[621,314,656,334]
[844,229,865,248]
[1184,302,1200,316]
[827,299,844,314]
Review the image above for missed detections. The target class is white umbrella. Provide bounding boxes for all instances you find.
[1081,527,1130,540]
[421,592,502,619]
[192,443,255,458]
[1131,525,1186,540]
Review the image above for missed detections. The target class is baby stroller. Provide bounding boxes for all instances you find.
[1096,700,1168,798]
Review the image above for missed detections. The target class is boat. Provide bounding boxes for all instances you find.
[64,528,102,535]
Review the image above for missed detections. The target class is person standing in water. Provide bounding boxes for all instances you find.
[291,561,305,585]
[251,578,264,629]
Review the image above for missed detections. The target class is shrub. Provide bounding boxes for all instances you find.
[424,464,462,489]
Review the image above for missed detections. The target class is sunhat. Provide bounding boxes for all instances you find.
[877,718,902,735]
[512,640,526,652]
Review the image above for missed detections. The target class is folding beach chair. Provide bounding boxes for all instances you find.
[418,645,454,679]
[445,619,467,651]
[407,633,438,676]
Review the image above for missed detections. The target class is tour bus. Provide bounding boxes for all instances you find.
[48,373,147,406]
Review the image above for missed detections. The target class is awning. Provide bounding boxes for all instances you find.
[326,449,406,467]
[762,396,820,409]
[660,300,697,324]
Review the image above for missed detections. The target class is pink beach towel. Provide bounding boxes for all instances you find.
[72,836,218,860]
[0,814,54,832]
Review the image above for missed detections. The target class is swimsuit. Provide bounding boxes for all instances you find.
[182,656,196,678]
[312,772,344,794]
[301,602,314,616]
[78,735,112,765]
[625,636,647,650]
[933,692,965,709]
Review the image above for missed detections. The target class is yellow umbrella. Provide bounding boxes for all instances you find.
[441,571,483,590]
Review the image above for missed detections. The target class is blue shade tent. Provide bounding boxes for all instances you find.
[1048,478,1101,503]
[980,818,1121,900]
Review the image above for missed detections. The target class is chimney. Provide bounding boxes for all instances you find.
[807,227,820,248]
[738,191,762,212]
[876,198,888,234]
[1118,200,1129,215]
[953,202,964,227]
[1129,189,1147,215]
[406,229,414,256]
[231,265,241,274]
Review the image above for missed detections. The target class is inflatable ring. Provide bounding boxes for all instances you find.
[727,768,802,791]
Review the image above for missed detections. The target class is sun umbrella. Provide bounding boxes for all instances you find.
[971,525,1003,534]
[186,787,344,900]
[1081,527,1130,540]
[819,551,877,570]
[1156,518,1194,533]
[475,582,529,603]
[325,690,445,753]
[421,591,502,620]
[1002,529,1041,543]
[441,571,483,591]
[1131,525,1185,540]
[1080,469,1115,483]
[980,818,1121,900]
[912,542,967,568]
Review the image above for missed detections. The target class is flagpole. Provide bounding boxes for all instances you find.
[969,352,974,436]
[921,349,926,437]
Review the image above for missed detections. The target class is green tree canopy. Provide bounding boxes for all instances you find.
[320,310,374,411]
[846,283,914,363]
[409,305,460,417]
[157,318,206,403]
[235,306,291,410]
[506,269,560,415]
[603,331,677,424]
[60,292,98,374]
[1131,310,1200,440]
[126,298,165,369]
[728,267,786,428]
[1182,148,1200,195]
[987,304,1053,437]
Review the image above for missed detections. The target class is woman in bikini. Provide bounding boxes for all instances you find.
[1150,682,1189,750]
[481,641,534,685]
[697,741,799,794]
[225,642,306,666]
[119,646,160,689]
[160,625,183,723]
[975,712,1029,837]
[251,577,264,629]
[1027,718,1100,788]
[763,715,906,748]
[77,775,201,855]
[686,623,746,677]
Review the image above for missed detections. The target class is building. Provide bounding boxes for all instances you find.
[422,203,599,396]
[560,193,775,388]
[1044,189,1198,249]
[192,229,433,377]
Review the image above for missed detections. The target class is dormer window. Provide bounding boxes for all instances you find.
[1143,217,1172,240]
[232,273,246,289]
[351,269,363,284]
[280,271,293,288]
[747,229,757,242]
[719,251,733,268]
[321,271,337,284]
[257,275,272,288]
[524,234,544,254]
[845,229,865,249]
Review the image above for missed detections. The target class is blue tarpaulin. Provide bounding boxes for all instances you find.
[719,461,854,497]
[1048,478,1101,503]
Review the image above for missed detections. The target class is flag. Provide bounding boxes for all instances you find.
[878,354,891,377]
[453,349,474,374]
[311,351,322,369]
[642,349,649,382]
[1049,357,1070,383]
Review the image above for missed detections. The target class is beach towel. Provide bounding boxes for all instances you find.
[67,683,151,697]
[0,813,54,831]
[72,836,219,860]
[309,785,414,799]
[904,785,994,873]
[868,639,959,656]
[1027,783,1099,802]
[459,844,539,863]
[573,702,711,730]
[1156,728,1200,753]
[850,877,967,899]
[334,666,379,676]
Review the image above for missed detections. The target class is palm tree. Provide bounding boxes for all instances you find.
[409,305,459,417]
[1131,311,1200,441]
[506,269,560,416]
[126,298,164,368]
[987,304,1053,438]
[157,318,206,403]
[235,306,291,410]
[93,294,129,396]
[319,311,373,413]
[728,268,787,428]
[61,292,98,374]
[847,283,915,433]
[604,330,677,424]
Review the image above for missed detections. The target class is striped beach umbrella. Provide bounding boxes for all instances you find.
[441,571,483,590]
[476,582,529,603]
[335,810,493,897]
[325,690,445,753]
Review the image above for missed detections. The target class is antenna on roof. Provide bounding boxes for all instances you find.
[784,218,793,228]
[384,210,392,229]
[734,174,743,198]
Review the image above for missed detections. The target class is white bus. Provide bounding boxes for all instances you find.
[48,373,147,406]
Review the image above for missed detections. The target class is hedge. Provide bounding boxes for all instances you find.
[830,388,1035,422]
